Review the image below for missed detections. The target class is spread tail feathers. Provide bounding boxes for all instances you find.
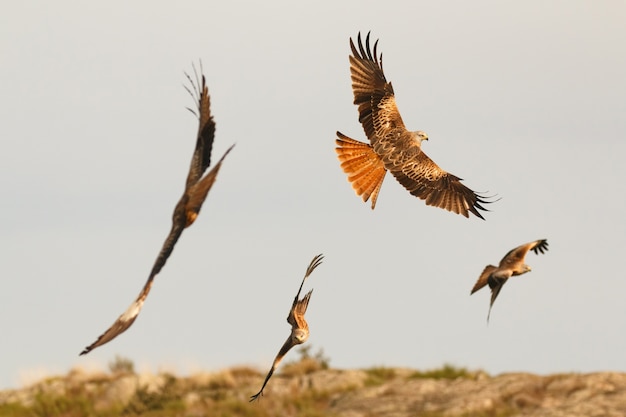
[335,132,386,209]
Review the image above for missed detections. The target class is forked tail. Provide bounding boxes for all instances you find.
[335,132,387,209]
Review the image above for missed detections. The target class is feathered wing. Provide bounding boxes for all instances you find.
[473,239,548,322]
[335,132,386,209]
[79,294,146,356]
[288,254,323,322]
[80,66,234,356]
[290,290,312,329]
[250,255,323,401]
[498,239,548,269]
[470,264,497,294]
[382,143,490,218]
[530,239,549,255]
[251,291,312,402]
[186,144,235,219]
[343,32,493,217]
[184,66,216,188]
[349,32,405,142]
[498,245,530,269]
[138,170,242,296]
[80,220,186,355]
[249,335,296,402]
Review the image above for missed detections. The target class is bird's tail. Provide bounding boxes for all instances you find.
[335,132,386,209]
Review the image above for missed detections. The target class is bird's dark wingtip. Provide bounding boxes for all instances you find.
[472,210,486,220]
[532,239,549,255]
[79,345,92,356]
[476,191,501,205]
[470,191,501,219]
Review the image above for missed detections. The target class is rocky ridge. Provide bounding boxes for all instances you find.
[1,364,625,416]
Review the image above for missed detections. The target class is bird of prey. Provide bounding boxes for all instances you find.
[80,66,234,355]
[250,254,324,402]
[471,239,549,321]
[335,32,494,218]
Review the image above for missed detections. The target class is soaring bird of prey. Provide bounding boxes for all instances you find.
[80,65,234,355]
[250,254,324,402]
[471,239,549,321]
[335,32,494,218]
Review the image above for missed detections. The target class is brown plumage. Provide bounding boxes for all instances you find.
[250,254,324,402]
[471,239,549,321]
[336,32,494,218]
[80,65,234,355]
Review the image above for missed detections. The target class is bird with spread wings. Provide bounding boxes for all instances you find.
[471,239,549,321]
[335,32,494,218]
[80,65,234,355]
[250,254,324,402]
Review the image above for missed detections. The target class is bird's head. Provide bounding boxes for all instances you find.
[415,130,429,144]
[523,264,532,273]
[292,329,308,344]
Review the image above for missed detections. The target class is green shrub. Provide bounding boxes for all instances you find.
[364,367,397,386]
[108,355,135,375]
[410,363,481,380]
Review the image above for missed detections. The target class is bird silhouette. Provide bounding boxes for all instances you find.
[471,239,549,321]
[336,32,495,217]
[80,65,234,355]
[250,254,324,401]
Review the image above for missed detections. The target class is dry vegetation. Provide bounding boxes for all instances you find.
[2,350,626,417]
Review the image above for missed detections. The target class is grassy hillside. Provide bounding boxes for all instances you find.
[1,350,625,417]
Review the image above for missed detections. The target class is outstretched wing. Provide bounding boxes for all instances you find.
[470,264,497,295]
[291,290,313,333]
[79,289,147,355]
[383,145,491,218]
[499,239,548,268]
[287,254,323,326]
[530,239,549,255]
[80,66,233,356]
[249,335,296,402]
[472,240,548,322]
[80,213,186,355]
[349,32,406,144]
[185,144,235,221]
[348,32,493,218]
[250,255,323,401]
[184,63,216,188]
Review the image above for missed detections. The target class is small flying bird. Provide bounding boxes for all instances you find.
[471,239,549,321]
[80,65,234,355]
[336,32,495,218]
[250,254,324,402]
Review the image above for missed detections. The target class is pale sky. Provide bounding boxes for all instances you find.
[2,1,626,390]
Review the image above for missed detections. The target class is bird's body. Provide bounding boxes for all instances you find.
[336,32,493,218]
[80,66,234,355]
[471,239,549,321]
[250,254,324,402]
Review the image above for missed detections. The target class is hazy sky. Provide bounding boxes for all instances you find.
[2,1,625,390]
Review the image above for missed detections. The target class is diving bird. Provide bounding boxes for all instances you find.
[471,239,549,321]
[250,254,324,402]
[80,65,234,355]
[335,32,494,218]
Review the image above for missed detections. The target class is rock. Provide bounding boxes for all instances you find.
[2,367,626,416]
